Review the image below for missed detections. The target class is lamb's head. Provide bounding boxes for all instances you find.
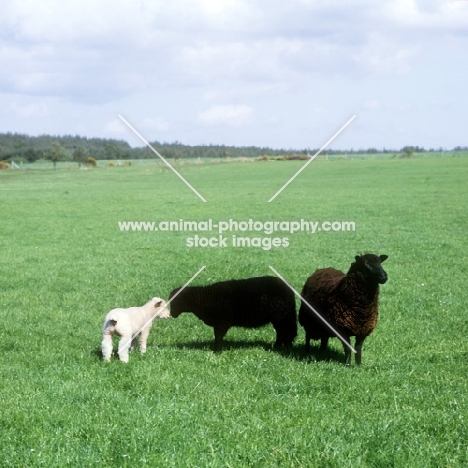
[354,253,388,284]
[149,297,171,318]
[168,287,183,317]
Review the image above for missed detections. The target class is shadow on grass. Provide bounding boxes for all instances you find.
[91,347,120,360]
[91,339,346,364]
[170,338,346,364]
[91,347,103,359]
[172,338,270,353]
[276,342,346,365]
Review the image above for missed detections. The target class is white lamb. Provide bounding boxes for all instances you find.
[102,297,170,363]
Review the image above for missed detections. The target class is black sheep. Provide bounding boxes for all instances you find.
[299,253,388,365]
[169,276,297,352]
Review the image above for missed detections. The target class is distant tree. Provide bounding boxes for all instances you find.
[86,156,97,167]
[45,142,67,169]
[401,146,415,158]
[104,144,119,160]
[14,141,27,154]
[72,146,88,167]
[24,147,42,162]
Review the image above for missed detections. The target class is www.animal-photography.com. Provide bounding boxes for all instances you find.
[1,1,467,466]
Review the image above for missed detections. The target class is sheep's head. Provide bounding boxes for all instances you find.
[150,297,171,318]
[354,254,388,284]
[168,287,183,317]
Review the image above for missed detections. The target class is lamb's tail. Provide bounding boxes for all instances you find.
[104,317,118,330]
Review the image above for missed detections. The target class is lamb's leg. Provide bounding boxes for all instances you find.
[139,327,150,354]
[118,334,132,363]
[355,335,366,365]
[102,332,113,362]
[213,324,229,353]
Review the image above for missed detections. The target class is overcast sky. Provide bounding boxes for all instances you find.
[1,0,467,150]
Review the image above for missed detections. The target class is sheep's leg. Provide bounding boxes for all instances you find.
[304,331,311,352]
[340,335,352,366]
[118,334,132,363]
[273,326,284,348]
[319,336,329,352]
[213,324,229,353]
[102,332,113,362]
[272,318,295,348]
[355,336,366,365]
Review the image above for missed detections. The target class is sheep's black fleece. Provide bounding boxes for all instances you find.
[169,276,297,352]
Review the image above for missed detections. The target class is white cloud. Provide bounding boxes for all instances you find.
[381,0,468,30]
[1,0,465,101]
[1,0,467,148]
[1,1,162,44]
[195,0,252,26]
[105,118,128,136]
[141,117,170,133]
[197,105,253,127]
[365,100,380,110]
[353,33,418,75]
[9,102,49,117]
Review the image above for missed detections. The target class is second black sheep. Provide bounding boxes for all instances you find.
[299,253,388,365]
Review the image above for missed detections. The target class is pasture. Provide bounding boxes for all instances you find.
[0,155,467,467]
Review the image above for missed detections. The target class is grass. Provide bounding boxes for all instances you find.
[0,155,467,467]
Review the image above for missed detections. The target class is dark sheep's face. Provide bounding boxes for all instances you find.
[355,254,388,284]
[168,287,182,317]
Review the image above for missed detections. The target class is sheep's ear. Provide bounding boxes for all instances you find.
[154,300,163,308]
[355,255,363,263]
[379,255,388,263]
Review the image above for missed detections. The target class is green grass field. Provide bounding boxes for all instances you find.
[1,155,467,467]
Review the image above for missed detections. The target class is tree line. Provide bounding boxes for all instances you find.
[0,132,466,165]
